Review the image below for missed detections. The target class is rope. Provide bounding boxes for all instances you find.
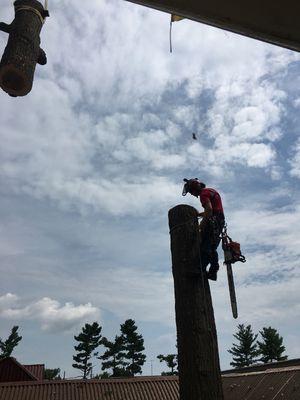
[169,20,173,53]
[15,6,45,24]
[169,217,200,234]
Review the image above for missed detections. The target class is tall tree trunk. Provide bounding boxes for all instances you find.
[168,205,224,400]
[0,0,48,97]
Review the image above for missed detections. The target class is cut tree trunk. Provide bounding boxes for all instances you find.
[168,204,224,400]
[0,0,48,97]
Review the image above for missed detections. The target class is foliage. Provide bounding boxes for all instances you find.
[44,368,61,380]
[94,371,111,379]
[257,327,288,363]
[0,326,22,360]
[120,319,146,376]
[228,324,259,368]
[157,354,178,375]
[72,322,102,379]
[99,335,127,377]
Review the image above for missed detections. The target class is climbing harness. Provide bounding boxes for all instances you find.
[221,225,246,265]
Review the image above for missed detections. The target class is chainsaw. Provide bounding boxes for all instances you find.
[221,225,246,319]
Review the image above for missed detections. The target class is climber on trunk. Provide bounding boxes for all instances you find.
[182,178,225,281]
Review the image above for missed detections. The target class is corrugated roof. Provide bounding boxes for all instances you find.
[0,375,179,400]
[23,364,44,381]
[0,358,38,383]
[222,358,300,374]
[1,367,300,400]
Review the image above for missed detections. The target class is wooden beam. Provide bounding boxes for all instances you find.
[125,0,300,52]
[0,0,48,97]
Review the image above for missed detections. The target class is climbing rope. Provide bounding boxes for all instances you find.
[169,216,200,234]
[15,0,49,24]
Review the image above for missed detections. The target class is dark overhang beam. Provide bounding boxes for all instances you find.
[125,0,300,52]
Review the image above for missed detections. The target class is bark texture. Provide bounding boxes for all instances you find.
[0,0,48,97]
[168,204,224,400]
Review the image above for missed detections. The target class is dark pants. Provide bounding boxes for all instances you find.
[200,213,225,272]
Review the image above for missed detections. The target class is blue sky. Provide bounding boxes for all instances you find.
[0,0,300,377]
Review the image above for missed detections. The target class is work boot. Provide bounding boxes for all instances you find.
[207,265,219,281]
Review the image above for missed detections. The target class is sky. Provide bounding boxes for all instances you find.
[0,0,300,378]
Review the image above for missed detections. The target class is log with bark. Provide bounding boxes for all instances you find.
[0,0,49,97]
[168,204,224,400]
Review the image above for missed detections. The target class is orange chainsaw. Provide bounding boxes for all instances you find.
[221,225,246,319]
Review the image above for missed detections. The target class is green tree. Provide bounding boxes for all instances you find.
[228,324,259,368]
[72,322,102,379]
[0,326,22,359]
[257,327,288,363]
[120,319,146,376]
[44,368,61,380]
[99,335,127,377]
[157,354,178,375]
[94,371,110,379]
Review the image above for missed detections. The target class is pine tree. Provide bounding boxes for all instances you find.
[157,354,178,375]
[0,326,22,359]
[228,324,259,368]
[44,368,61,380]
[72,322,102,379]
[120,319,146,376]
[257,327,288,363]
[99,335,127,377]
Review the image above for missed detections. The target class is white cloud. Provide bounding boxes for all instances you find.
[0,294,99,333]
[0,293,18,309]
[1,0,300,373]
[0,0,296,217]
[289,138,300,178]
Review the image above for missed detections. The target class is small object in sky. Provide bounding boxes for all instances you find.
[0,0,49,97]
[192,133,197,140]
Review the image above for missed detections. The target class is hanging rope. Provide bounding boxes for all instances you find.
[169,19,173,53]
[169,14,185,53]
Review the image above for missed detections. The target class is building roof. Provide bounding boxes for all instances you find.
[222,358,300,375]
[1,367,300,400]
[0,358,38,383]
[125,0,300,52]
[0,375,179,400]
[23,364,45,381]
[222,367,300,400]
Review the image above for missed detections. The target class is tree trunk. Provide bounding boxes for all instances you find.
[0,0,48,97]
[168,205,224,400]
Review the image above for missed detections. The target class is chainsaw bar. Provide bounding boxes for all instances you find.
[226,263,238,319]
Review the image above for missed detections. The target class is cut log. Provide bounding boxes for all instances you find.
[0,0,49,97]
[168,204,224,400]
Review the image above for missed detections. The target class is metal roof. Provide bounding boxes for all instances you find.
[222,358,300,375]
[1,367,300,400]
[0,375,179,400]
[223,369,300,400]
[125,0,300,52]
[23,364,45,381]
[0,358,38,383]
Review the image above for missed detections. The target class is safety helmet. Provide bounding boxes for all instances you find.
[182,178,206,196]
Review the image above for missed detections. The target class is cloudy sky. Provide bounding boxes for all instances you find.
[1,0,300,377]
